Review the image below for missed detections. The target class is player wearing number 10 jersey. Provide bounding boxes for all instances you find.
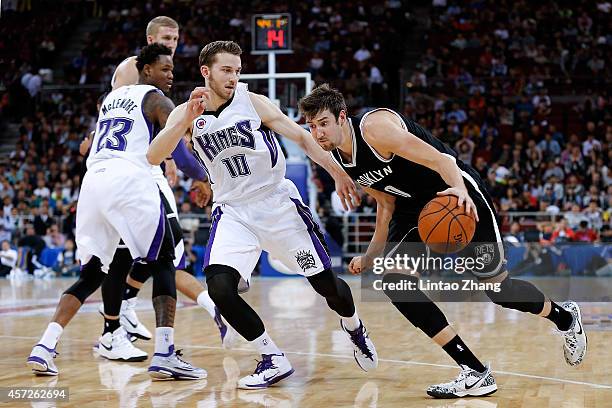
[148,40,378,389]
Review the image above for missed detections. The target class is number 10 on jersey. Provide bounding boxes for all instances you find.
[221,154,251,177]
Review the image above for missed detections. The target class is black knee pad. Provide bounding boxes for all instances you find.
[385,274,450,338]
[130,261,151,284]
[485,276,545,314]
[205,264,240,304]
[150,258,176,299]
[64,256,106,303]
[306,269,340,298]
[307,268,356,317]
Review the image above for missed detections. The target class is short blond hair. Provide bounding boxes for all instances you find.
[146,16,179,37]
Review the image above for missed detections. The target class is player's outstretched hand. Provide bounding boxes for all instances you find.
[436,187,479,221]
[191,180,212,208]
[182,87,210,126]
[335,172,361,211]
[349,256,367,275]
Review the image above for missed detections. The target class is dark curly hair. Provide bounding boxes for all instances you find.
[136,43,172,72]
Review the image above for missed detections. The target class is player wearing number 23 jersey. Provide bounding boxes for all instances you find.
[78,84,166,270]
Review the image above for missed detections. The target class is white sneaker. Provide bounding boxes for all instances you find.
[27,344,59,376]
[341,320,378,371]
[97,327,148,362]
[427,362,497,398]
[148,345,207,380]
[120,298,152,340]
[560,301,587,366]
[237,354,294,389]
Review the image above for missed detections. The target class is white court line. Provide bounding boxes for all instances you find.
[3,335,610,389]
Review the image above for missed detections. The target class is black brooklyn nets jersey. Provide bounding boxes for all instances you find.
[330,108,465,208]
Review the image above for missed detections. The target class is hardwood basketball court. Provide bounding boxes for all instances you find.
[1,278,610,407]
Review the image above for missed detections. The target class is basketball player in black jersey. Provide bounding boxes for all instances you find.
[299,84,587,399]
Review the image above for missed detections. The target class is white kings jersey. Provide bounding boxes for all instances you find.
[191,83,285,203]
[87,84,162,170]
[109,60,165,182]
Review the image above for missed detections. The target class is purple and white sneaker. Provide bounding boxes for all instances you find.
[213,307,239,349]
[237,354,294,389]
[27,344,58,376]
[148,345,207,380]
[341,320,378,371]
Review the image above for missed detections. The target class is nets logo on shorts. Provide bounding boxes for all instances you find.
[196,118,206,129]
[475,244,495,265]
[295,250,316,272]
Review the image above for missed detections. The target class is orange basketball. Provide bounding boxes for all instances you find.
[418,195,477,254]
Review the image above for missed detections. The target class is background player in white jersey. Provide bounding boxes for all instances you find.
[148,41,377,389]
[27,44,206,380]
[101,16,237,347]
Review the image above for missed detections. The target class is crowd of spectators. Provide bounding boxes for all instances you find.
[0,0,93,119]
[416,0,611,95]
[380,0,611,241]
[68,0,409,108]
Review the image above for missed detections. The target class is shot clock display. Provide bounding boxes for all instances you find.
[251,13,292,54]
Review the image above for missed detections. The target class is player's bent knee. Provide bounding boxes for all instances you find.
[484,276,545,314]
[64,257,105,303]
[130,261,151,284]
[205,264,241,304]
[384,273,450,337]
[306,268,341,298]
[149,259,176,299]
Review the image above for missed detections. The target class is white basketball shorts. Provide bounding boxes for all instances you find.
[76,158,165,272]
[203,179,331,283]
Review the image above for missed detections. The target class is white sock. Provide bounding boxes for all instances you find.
[39,322,63,349]
[341,311,361,331]
[250,331,282,355]
[196,290,217,318]
[155,327,174,355]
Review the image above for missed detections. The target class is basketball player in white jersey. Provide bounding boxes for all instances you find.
[148,41,377,389]
[28,44,206,380]
[104,16,237,348]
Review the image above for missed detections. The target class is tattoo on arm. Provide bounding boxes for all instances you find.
[142,91,176,130]
[153,295,176,327]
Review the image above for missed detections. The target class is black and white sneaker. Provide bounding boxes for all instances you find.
[559,301,587,366]
[427,362,497,399]
[120,298,152,341]
[96,327,148,362]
